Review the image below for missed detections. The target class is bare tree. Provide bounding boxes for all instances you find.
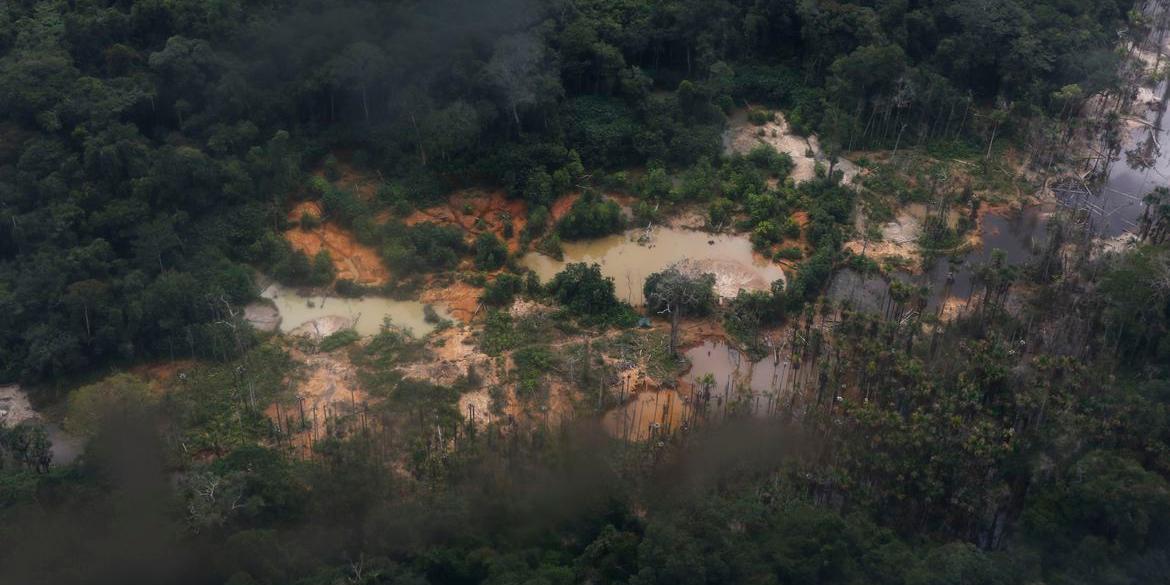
[646,264,716,356]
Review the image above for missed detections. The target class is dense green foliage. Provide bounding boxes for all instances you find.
[2,0,1164,584]
[0,0,1132,383]
[547,262,636,326]
[557,191,626,240]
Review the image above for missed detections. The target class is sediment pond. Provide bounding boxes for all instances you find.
[682,339,794,417]
[522,227,786,305]
[259,283,448,337]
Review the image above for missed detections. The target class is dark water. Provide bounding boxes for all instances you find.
[922,206,1051,307]
[1094,79,1170,237]
[830,207,1051,313]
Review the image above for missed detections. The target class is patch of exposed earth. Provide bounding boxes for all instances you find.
[269,345,367,457]
[676,257,776,299]
[724,107,860,185]
[420,280,482,322]
[406,189,528,253]
[285,201,389,285]
[846,203,984,271]
[0,385,83,465]
[0,385,37,427]
[244,301,281,333]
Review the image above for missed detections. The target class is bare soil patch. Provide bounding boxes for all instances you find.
[724,107,860,185]
[285,201,389,286]
[406,190,528,253]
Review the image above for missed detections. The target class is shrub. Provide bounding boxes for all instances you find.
[322,187,368,227]
[310,250,335,286]
[524,205,551,241]
[319,329,359,352]
[482,273,523,306]
[748,109,773,126]
[381,222,467,275]
[751,220,783,250]
[513,346,554,397]
[783,217,802,239]
[547,263,636,326]
[708,198,735,228]
[557,192,625,240]
[775,246,804,261]
[299,211,321,231]
[474,232,508,270]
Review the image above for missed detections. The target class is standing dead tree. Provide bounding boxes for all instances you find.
[645,263,716,356]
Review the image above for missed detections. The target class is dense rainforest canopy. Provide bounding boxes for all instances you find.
[5,1,1170,585]
[0,0,1133,382]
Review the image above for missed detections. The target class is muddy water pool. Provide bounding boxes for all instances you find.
[682,339,794,417]
[522,227,786,305]
[602,389,691,442]
[260,283,448,337]
[834,206,1053,313]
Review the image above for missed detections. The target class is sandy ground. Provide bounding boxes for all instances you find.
[244,301,281,332]
[724,107,860,185]
[394,325,512,427]
[0,385,37,426]
[549,193,581,222]
[846,203,986,272]
[268,345,368,457]
[400,326,498,388]
[285,201,390,285]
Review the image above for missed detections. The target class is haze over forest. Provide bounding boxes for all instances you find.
[2,0,1170,584]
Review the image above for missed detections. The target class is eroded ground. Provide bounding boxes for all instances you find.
[285,201,390,286]
[724,107,860,185]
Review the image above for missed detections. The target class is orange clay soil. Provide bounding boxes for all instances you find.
[267,346,369,458]
[284,201,390,286]
[405,189,529,253]
[549,192,582,222]
[420,280,483,321]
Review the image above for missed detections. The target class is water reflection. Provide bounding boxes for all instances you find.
[602,389,691,442]
[683,339,793,417]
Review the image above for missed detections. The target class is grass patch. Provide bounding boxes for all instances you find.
[318,329,359,352]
